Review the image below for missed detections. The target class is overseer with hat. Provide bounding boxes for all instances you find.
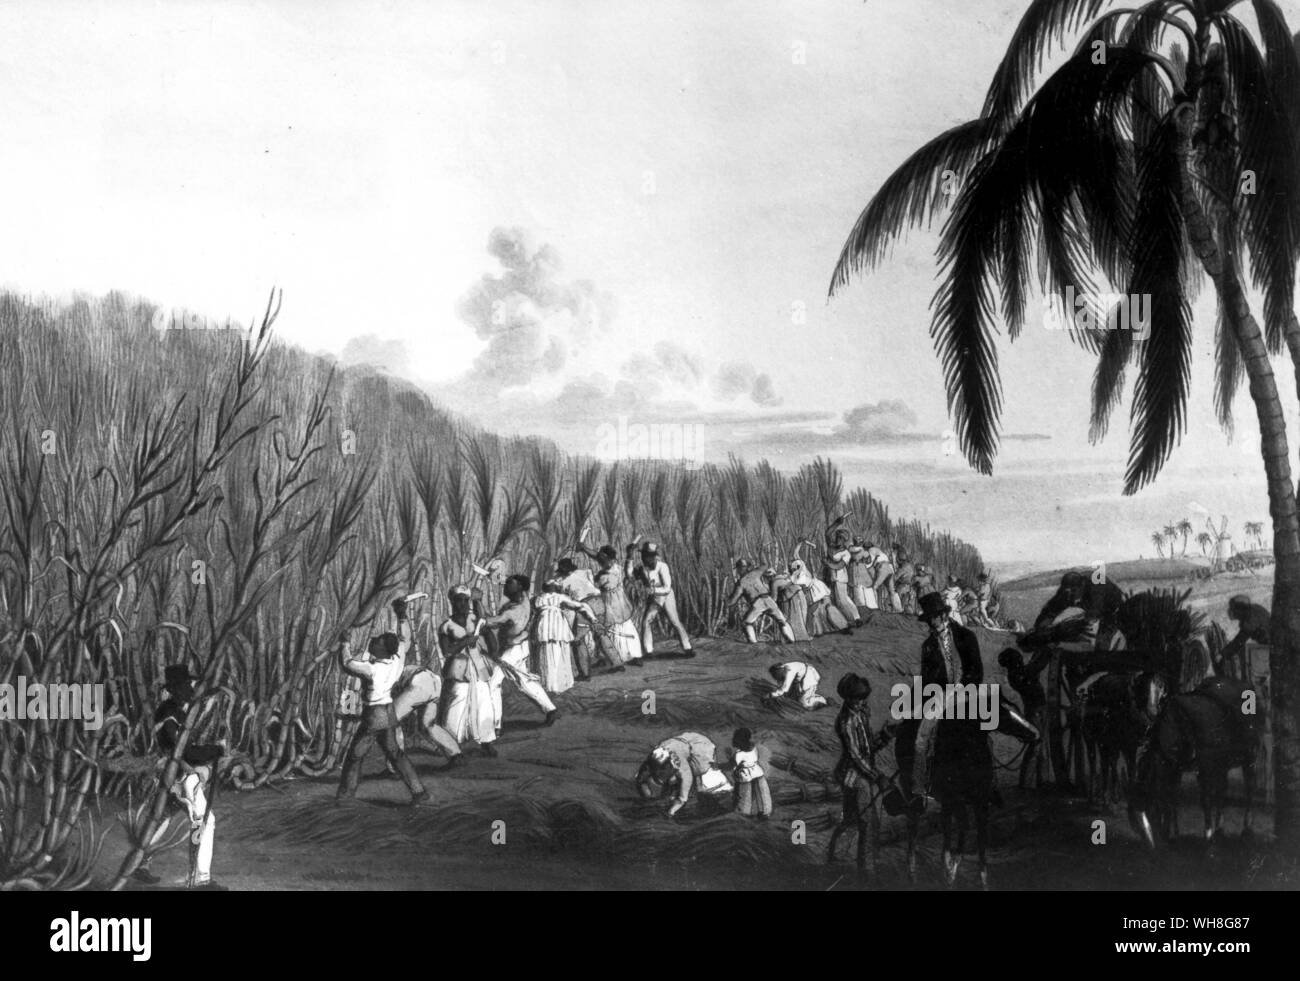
[892,592,984,806]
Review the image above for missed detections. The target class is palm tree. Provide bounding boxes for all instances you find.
[831,1,1300,845]
[1246,520,1265,548]
[1196,530,1213,556]
[1151,530,1167,558]
[1162,522,1180,559]
[1177,517,1194,555]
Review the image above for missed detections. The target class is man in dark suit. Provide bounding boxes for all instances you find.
[895,591,982,803]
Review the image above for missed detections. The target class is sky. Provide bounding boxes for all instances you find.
[1,0,1296,576]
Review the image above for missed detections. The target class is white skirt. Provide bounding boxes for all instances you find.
[609,618,642,662]
[538,639,575,694]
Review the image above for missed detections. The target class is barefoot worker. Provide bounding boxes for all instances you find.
[438,585,497,757]
[337,631,429,805]
[533,578,598,695]
[386,596,464,768]
[827,672,893,876]
[766,660,828,710]
[555,555,614,678]
[630,542,695,657]
[483,574,561,728]
[635,731,732,817]
[822,520,862,630]
[145,665,227,889]
[577,543,642,668]
[727,559,796,644]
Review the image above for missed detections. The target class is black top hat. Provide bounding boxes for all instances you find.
[836,672,872,701]
[163,664,196,691]
[916,592,952,622]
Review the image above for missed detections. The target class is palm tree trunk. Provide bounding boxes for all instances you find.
[1178,130,1300,849]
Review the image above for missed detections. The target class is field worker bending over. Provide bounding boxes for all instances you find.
[766,660,828,709]
[629,542,695,657]
[337,629,429,805]
[866,541,899,613]
[385,596,464,768]
[438,585,497,757]
[727,559,796,644]
[483,574,560,728]
[635,731,732,817]
[144,664,226,889]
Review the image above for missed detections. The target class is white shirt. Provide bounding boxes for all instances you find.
[640,560,674,596]
[732,747,764,782]
[773,661,820,698]
[343,623,412,706]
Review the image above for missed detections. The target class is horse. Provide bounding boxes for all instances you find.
[1075,671,1165,807]
[903,698,1038,889]
[1128,675,1260,848]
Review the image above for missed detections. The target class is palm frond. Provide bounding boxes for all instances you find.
[980,0,1113,124]
[1088,323,1135,443]
[1220,13,1300,356]
[829,119,1001,293]
[1124,115,1193,494]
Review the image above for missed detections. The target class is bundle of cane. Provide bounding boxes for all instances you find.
[1015,612,1093,649]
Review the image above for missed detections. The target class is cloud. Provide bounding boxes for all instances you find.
[840,399,917,439]
[728,398,1051,458]
[336,227,787,435]
[712,360,784,407]
[339,334,410,373]
[456,226,618,390]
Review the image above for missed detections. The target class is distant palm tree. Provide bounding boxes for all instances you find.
[1151,531,1166,558]
[1196,530,1213,556]
[1176,517,1194,555]
[829,0,1300,845]
[1245,520,1265,548]
[1162,523,1180,559]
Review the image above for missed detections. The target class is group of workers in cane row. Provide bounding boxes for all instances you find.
[142,517,1272,888]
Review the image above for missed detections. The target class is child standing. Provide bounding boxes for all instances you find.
[730,727,773,819]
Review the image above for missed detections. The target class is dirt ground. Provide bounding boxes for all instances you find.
[94,612,1291,891]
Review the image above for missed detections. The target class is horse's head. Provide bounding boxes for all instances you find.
[1135,671,1168,722]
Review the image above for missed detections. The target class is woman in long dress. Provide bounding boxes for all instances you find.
[533,580,596,695]
[438,585,498,755]
[589,545,643,664]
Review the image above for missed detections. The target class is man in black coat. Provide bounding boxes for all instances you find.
[895,591,983,802]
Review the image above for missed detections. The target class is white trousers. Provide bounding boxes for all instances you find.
[176,772,215,885]
[491,643,556,728]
